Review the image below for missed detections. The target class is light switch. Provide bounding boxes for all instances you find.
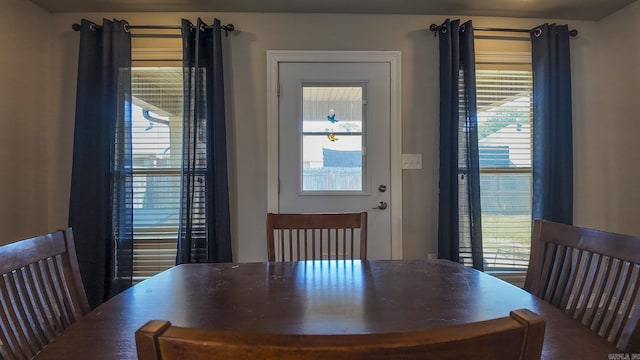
[402,154,422,169]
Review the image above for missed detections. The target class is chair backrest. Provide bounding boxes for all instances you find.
[136,308,545,360]
[0,228,90,359]
[524,219,640,352]
[266,212,367,261]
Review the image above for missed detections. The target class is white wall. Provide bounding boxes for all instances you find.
[43,12,600,262]
[0,0,51,244]
[2,0,638,257]
[586,0,640,235]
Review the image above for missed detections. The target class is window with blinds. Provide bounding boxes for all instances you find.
[476,58,533,272]
[131,67,183,282]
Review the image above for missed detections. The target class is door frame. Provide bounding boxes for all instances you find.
[266,50,403,259]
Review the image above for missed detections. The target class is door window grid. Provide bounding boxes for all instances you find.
[300,85,366,193]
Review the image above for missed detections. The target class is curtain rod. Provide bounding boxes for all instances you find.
[429,24,578,37]
[71,22,235,35]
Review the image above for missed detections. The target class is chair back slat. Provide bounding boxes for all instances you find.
[136,309,545,360]
[550,246,573,306]
[20,265,58,343]
[41,258,71,329]
[584,257,613,328]
[6,271,48,354]
[267,212,367,261]
[603,262,633,340]
[559,248,583,309]
[566,251,592,314]
[0,276,32,359]
[622,279,640,346]
[0,228,89,358]
[24,264,58,342]
[31,261,66,337]
[525,219,640,352]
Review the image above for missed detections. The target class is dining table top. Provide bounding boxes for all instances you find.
[34,259,619,359]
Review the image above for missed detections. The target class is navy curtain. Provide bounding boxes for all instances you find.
[437,19,484,270]
[69,19,133,308]
[531,24,573,224]
[178,18,232,264]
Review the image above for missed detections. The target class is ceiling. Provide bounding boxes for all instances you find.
[29,0,635,21]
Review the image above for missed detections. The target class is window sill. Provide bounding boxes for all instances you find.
[486,270,527,288]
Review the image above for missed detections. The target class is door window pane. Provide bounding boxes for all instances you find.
[301,85,365,192]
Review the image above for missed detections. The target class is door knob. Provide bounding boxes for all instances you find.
[378,184,387,192]
[372,201,388,210]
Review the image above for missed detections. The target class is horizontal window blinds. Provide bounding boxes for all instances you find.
[131,67,183,282]
[477,69,533,271]
[133,228,178,282]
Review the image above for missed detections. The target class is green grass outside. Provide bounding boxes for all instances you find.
[481,215,531,244]
[481,215,531,269]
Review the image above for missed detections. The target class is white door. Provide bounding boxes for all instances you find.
[277,62,391,259]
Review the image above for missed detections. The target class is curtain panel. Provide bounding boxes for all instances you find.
[437,19,484,270]
[178,18,232,264]
[69,19,133,309]
[531,24,574,224]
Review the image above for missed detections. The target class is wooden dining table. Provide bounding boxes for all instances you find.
[34,259,619,359]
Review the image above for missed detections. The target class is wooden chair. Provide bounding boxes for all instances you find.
[0,228,90,359]
[266,212,367,261]
[136,308,545,360]
[524,219,640,352]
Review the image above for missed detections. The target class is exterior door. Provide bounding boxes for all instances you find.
[278,62,391,259]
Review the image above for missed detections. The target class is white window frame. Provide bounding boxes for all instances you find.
[130,47,183,282]
[476,51,533,285]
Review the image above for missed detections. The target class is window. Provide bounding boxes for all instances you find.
[476,53,533,273]
[130,60,183,281]
[301,84,366,192]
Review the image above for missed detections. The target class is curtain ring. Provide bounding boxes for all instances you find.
[460,24,466,33]
[89,23,97,31]
[534,28,543,37]
[441,27,448,34]
[199,23,206,32]
[123,23,130,33]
